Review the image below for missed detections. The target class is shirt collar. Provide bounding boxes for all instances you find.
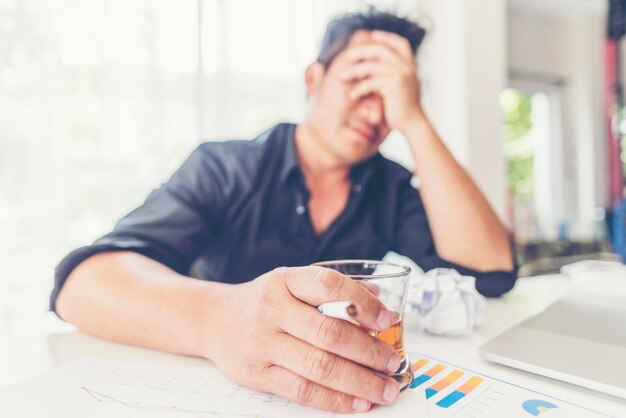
[279,123,301,184]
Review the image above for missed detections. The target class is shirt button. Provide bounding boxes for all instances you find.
[296,205,306,215]
[352,184,362,193]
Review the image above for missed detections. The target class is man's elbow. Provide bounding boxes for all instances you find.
[54,259,90,323]
[475,268,518,297]
[488,248,515,272]
[54,252,115,323]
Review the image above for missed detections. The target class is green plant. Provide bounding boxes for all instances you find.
[500,88,534,201]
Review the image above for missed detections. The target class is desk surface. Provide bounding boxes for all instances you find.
[1,274,625,416]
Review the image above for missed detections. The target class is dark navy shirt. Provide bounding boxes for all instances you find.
[50,123,517,312]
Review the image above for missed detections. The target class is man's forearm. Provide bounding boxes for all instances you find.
[56,251,229,358]
[402,118,513,271]
[57,254,408,413]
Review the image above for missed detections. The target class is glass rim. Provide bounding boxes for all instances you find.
[312,259,411,279]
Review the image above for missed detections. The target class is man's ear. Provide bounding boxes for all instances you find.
[305,62,325,98]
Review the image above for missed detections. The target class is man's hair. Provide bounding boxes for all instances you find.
[317,9,426,69]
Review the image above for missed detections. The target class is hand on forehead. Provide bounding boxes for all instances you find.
[337,30,416,86]
[344,30,414,63]
[333,29,422,131]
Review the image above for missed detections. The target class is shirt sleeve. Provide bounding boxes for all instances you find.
[50,144,231,313]
[392,177,518,297]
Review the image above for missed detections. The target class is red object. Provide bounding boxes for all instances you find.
[605,39,623,205]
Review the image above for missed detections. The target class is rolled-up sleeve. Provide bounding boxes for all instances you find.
[392,177,517,297]
[50,144,230,313]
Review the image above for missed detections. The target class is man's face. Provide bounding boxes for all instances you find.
[305,30,391,165]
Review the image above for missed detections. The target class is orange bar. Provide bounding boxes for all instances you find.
[429,370,463,392]
[412,359,428,370]
[456,376,484,394]
[425,364,445,377]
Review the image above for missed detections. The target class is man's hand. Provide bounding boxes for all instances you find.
[340,30,424,133]
[204,266,402,413]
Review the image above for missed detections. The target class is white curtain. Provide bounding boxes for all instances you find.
[0,0,415,290]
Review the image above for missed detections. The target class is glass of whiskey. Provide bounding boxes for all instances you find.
[312,260,413,390]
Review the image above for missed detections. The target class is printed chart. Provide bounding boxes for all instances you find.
[406,353,614,418]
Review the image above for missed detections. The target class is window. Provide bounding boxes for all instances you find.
[501,87,563,243]
[0,0,411,336]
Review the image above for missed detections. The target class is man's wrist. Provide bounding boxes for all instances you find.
[397,112,434,144]
[194,280,233,360]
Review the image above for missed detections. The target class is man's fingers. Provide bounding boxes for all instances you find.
[357,281,380,296]
[279,302,401,374]
[345,43,402,65]
[279,266,395,331]
[258,364,373,413]
[371,30,414,59]
[269,333,400,406]
[348,78,384,101]
[339,62,391,82]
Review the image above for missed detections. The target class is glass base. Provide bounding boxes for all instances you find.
[390,355,414,391]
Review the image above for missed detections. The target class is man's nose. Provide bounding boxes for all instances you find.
[357,94,384,125]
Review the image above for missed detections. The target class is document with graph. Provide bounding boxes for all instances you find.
[0,353,616,417]
[407,355,615,417]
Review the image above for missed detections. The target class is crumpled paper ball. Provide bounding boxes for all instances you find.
[407,268,486,336]
[382,252,485,336]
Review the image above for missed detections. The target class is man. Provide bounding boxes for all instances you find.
[52,10,516,414]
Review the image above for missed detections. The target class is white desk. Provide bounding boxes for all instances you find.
[1,274,625,416]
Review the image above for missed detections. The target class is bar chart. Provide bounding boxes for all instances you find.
[406,354,614,418]
[409,357,488,410]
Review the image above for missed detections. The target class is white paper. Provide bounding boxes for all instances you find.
[0,357,426,418]
[0,354,614,418]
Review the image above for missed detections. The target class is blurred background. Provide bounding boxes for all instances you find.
[0,0,617,356]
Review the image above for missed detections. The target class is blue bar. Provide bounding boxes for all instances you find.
[425,388,437,399]
[436,391,465,408]
[409,374,432,389]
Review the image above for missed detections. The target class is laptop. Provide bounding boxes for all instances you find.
[480,289,626,399]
